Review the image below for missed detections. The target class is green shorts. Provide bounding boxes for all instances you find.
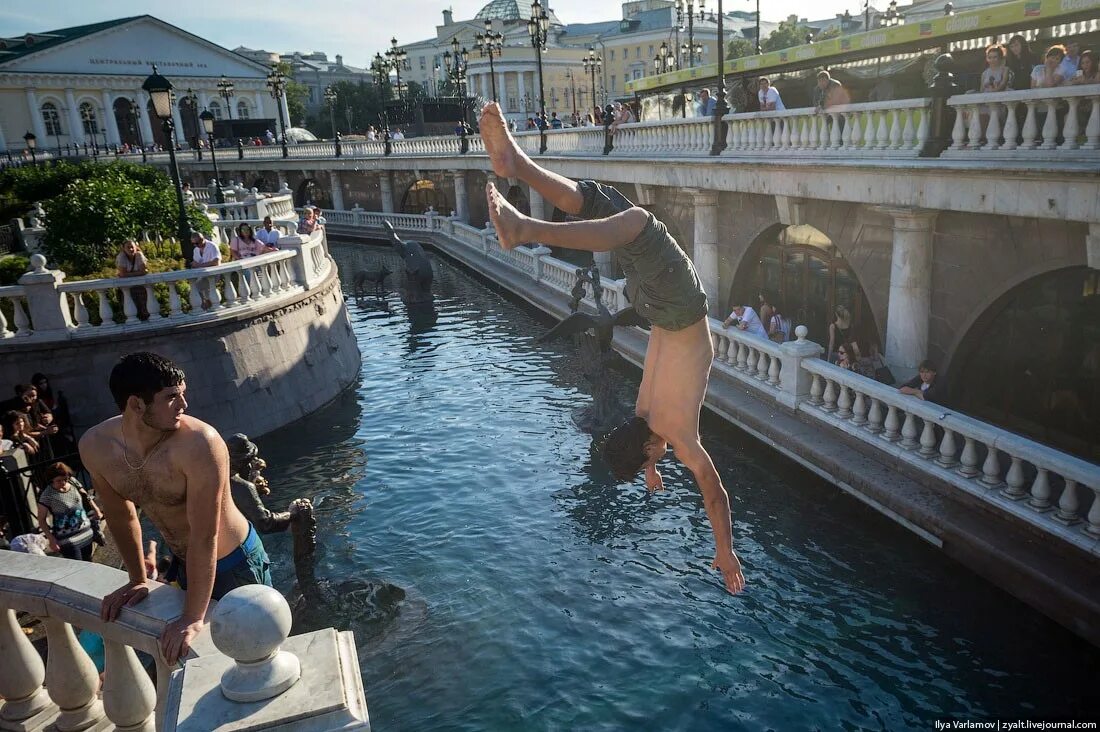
[575,180,708,331]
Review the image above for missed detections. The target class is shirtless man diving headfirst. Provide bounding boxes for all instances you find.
[80,352,272,663]
[478,102,745,594]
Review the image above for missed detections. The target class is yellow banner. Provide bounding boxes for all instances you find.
[627,0,1099,93]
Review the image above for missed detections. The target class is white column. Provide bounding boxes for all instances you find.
[528,188,545,220]
[253,91,267,119]
[452,170,469,222]
[498,72,507,110]
[0,114,7,152]
[688,189,719,313]
[329,170,345,210]
[101,90,121,146]
[25,88,49,143]
[517,71,527,112]
[64,88,83,146]
[379,171,394,213]
[135,90,155,147]
[879,207,938,380]
[170,96,187,148]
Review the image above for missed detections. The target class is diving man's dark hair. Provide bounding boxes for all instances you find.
[602,416,653,481]
[108,352,186,412]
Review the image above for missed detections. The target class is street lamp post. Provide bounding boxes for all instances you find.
[443,37,470,124]
[185,88,201,156]
[675,0,707,67]
[142,65,191,260]
[566,69,578,120]
[476,20,504,102]
[23,131,37,165]
[582,47,602,113]
[324,85,338,137]
[385,37,408,101]
[528,0,550,153]
[266,65,290,158]
[372,53,389,99]
[128,98,144,148]
[199,109,224,204]
[218,75,235,120]
[710,0,727,155]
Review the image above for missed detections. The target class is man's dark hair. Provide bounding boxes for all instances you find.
[918,359,938,373]
[108,352,186,412]
[602,416,653,481]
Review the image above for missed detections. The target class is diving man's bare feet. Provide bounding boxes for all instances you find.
[479,102,525,179]
[486,182,527,251]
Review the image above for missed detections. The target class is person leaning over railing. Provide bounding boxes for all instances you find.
[898,359,948,405]
[115,239,150,320]
[1032,44,1068,88]
[255,215,282,249]
[1064,49,1098,85]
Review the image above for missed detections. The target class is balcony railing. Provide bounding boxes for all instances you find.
[329,209,1100,559]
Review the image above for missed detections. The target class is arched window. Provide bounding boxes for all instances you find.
[209,100,222,120]
[41,102,63,136]
[236,99,251,119]
[79,102,99,136]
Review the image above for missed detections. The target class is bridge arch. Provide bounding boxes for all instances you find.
[400,179,449,214]
[295,177,331,208]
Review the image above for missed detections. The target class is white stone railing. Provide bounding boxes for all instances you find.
[0,553,369,731]
[798,356,1100,551]
[391,136,465,156]
[339,139,387,157]
[945,84,1100,159]
[286,141,337,158]
[613,116,714,156]
[330,208,1100,557]
[723,99,932,158]
[0,228,331,343]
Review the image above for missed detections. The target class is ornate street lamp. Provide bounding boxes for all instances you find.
[582,46,602,111]
[711,0,728,155]
[128,97,144,148]
[675,0,708,67]
[184,88,201,154]
[384,37,408,101]
[880,0,906,26]
[476,19,504,102]
[528,0,551,153]
[23,131,37,165]
[324,85,338,137]
[265,65,290,158]
[218,75,235,120]
[372,53,388,98]
[443,38,470,125]
[199,109,224,204]
[142,65,191,259]
[654,42,676,75]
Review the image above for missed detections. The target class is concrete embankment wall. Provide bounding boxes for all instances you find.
[0,268,360,439]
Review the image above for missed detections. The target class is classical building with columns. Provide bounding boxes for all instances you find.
[0,15,287,153]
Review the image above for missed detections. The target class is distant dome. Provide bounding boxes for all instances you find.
[474,0,561,24]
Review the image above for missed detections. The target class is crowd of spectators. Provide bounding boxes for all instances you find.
[1,375,71,461]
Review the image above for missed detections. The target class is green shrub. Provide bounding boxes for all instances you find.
[0,160,168,206]
[0,255,29,286]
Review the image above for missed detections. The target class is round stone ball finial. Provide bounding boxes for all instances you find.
[795,325,809,341]
[29,253,47,273]
[209,585,301,702]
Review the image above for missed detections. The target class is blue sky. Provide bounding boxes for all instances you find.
[0,0,856,67]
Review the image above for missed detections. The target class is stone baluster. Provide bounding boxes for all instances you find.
[755,350,769,380]
[1084,96,1100,149]
[830,113,843,148]
[807,116,818,150]
[821,379,837,411]
[0,303,9,337]
[0,608,56,729]
[42,617,105,730]
[819,115,831,148]
[1001,102,1020,150]
[966,105,982,148]
[866,398,884,433]
[144,285,156,318]
[936,429,958,468]
[980,444,1002,486]
[836,384,852,418]
[1027,468,1052,511]
[956,437,982,477]
[876,110,890,149]
[1039,99,1059,149]
[850,112,863,149]
[1060,97,1081,150]
[1055,480,1081,524]
[1001,456,1028,499]
[189,279,205,313]
[767,354,780,386]
[918,419,938,457]
[1087,487,1100,536]
[220,273,237,307]
[167,282,183,316]
[889,109,903,149]
[237,269,252,304]
[121,287,138,324]
[882,404,901,441]
[901,109,916,149]
[97,289,116,328]
[983,105,1003,150]
[102,640,155,732]
[916,106,931,149]
[809,373,824,405]
[1020,101,1039,148]
[735,341,748,371]
[70,293,90,327]
[950,106,967,149]
[899,411,919,449]
[851,391,868,425]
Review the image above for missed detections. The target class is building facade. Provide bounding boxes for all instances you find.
[0,15,287,152]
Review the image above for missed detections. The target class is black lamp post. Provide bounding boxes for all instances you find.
[372,53,389,99]
[583,47,602,113]
[324,85,338,137]
[385,37,408,101]
[476,19,504,102]
[675,0,708,67]
[751,0,762,54]
[266,65,290,158]
[218,75,235,120]
[710,0,728,156]
[528,0,550,153]
[185,88,201,155]
[199,109,224,205]
[142,65,191,260]
[23,131,37,165]
[880,0,905,26]
[128,98,144,148]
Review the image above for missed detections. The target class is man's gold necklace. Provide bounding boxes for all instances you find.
[122,426,169,472]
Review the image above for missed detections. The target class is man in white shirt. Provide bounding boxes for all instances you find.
[255,216,281,248]
[757,77,785,111]
[391,128,405,140]
[1059,42,1081,80]
[722,304,769,339]
[190,232,221,268]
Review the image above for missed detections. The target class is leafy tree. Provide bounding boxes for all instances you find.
[727,38,756,60]
[762,17,815,52]
[815,27,841,42]
[320,80,388,136]
[0,160,165,208]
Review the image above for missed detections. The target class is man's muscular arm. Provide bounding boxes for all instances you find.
[161,426,229,664]
[673,440,745,595]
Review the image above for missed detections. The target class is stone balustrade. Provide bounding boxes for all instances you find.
[0,228,330,343]
[331,208,1100,561]
[0,553,369,731]
[945,84,1100,159]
